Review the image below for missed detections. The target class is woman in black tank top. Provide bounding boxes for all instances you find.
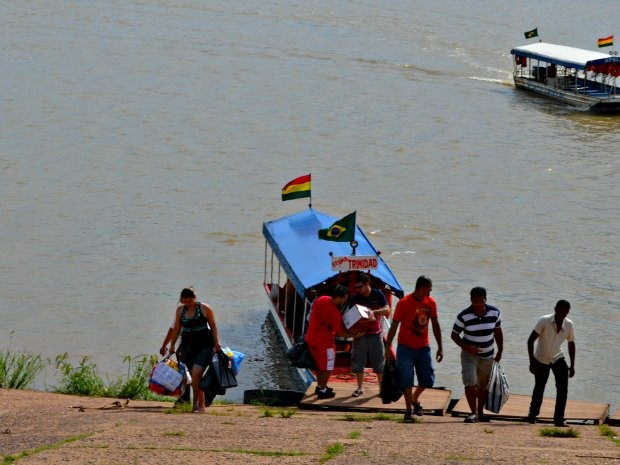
[167,287,221,413]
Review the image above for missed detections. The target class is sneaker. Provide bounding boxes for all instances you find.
[478,414,491,423]
[526,415,537,424]
[412,401,424,416]
[317,389,336,399]
[352,389,364,398]
[403,411,413,422]
[315,386,334,395]
[464,414,477,423]
[554,420,568,427]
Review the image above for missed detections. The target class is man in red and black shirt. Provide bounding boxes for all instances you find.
[305,285,351,399]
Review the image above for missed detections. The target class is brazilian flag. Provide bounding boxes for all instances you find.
[524,28,538,39]
[318,211,356,242]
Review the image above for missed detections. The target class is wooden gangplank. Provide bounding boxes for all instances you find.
[608,407,620,426]
[451,393,609,425]
[300,381,451,416]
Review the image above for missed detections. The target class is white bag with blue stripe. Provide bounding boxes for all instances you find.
[485,362,510,413]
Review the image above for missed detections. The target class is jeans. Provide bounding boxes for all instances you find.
[529,357,569,423]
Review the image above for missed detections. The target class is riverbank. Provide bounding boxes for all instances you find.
[1,389,619,464]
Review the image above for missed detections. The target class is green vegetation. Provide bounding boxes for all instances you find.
[54,353,106,396]
[107,355,157,399]
[372,412,396,421]
[260,407,274,417]
[164,402,193,414]
[320,442,346,464]
[347,431,361,439]
[54,353,162,400]
[341,413,372,422]
[538,427,580,438]
[162,431,185,437]
[279,408,297,418]
[599,424,620,446]
[483,427,494,434]
[1,433,92,465]
[0,349,45,389]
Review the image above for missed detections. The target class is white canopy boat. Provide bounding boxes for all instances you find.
[511,42,620,113]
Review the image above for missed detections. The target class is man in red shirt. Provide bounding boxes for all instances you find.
[386,276,443,421]
[305,285,352,399]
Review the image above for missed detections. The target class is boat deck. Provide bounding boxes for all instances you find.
[300,377,452,416]
[451,393,609,425]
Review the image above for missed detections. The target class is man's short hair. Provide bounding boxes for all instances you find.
[331,285,348,298]
[470,286,487,299]
[555,299,571,311]
[415,275,432,290]
[355,273,370,285]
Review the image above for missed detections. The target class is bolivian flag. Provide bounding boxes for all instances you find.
[318,211,356,242]
[281,174,311,201]
[598,35,614,48]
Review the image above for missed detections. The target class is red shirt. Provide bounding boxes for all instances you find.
[393,294,437,349]
[305,296,344,348]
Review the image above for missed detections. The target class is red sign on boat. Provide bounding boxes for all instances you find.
[331,255,378,271]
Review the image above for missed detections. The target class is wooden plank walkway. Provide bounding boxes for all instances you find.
[300,381,451,416]
[452,393,609,425]
[609,407,620,426]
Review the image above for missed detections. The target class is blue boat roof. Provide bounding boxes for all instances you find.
[263,208,404,298]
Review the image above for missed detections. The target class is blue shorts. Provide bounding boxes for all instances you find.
[396,344,435,389]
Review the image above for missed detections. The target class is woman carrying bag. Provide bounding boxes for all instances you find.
[167,287,221,413]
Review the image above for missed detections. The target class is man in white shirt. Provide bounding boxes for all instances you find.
[527,300,576,426]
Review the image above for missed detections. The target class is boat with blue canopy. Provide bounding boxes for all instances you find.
[262,208,404,387]
[511,42,620,112]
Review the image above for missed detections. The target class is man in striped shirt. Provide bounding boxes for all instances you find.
[451,287,503,423]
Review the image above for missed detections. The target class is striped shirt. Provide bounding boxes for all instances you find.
[452,305,501,359]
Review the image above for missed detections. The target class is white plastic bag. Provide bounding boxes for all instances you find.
[485,362,510,413]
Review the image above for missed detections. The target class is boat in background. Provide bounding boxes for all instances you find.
[511,42,620,112]
[262,208,404,387]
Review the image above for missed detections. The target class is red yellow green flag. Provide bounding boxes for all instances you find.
[598,35,614,48]
[281,174,311,201]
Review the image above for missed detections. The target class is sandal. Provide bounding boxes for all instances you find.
[412,401,424,416]
[351,389,364,398]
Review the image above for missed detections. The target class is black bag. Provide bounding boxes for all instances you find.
[200,366,226,396]
[380,359,402,404]
[212,351,238,389]
[286,340,315,369]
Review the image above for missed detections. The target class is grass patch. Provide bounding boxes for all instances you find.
[372,412,396,421]
[260,407,274,418]
[341,414,372,422]
[483,427,494,434]
[164,402,193,414]
[347,431,361,439]
[53,353,161,400]
[599,425,620,446]
[279,408,297,418]
[320,442,346,464]
[1,433,93,465]
[0,348,46,389]
[162,431,185,437]
[539,427,580,438]
[213,399,236,405]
